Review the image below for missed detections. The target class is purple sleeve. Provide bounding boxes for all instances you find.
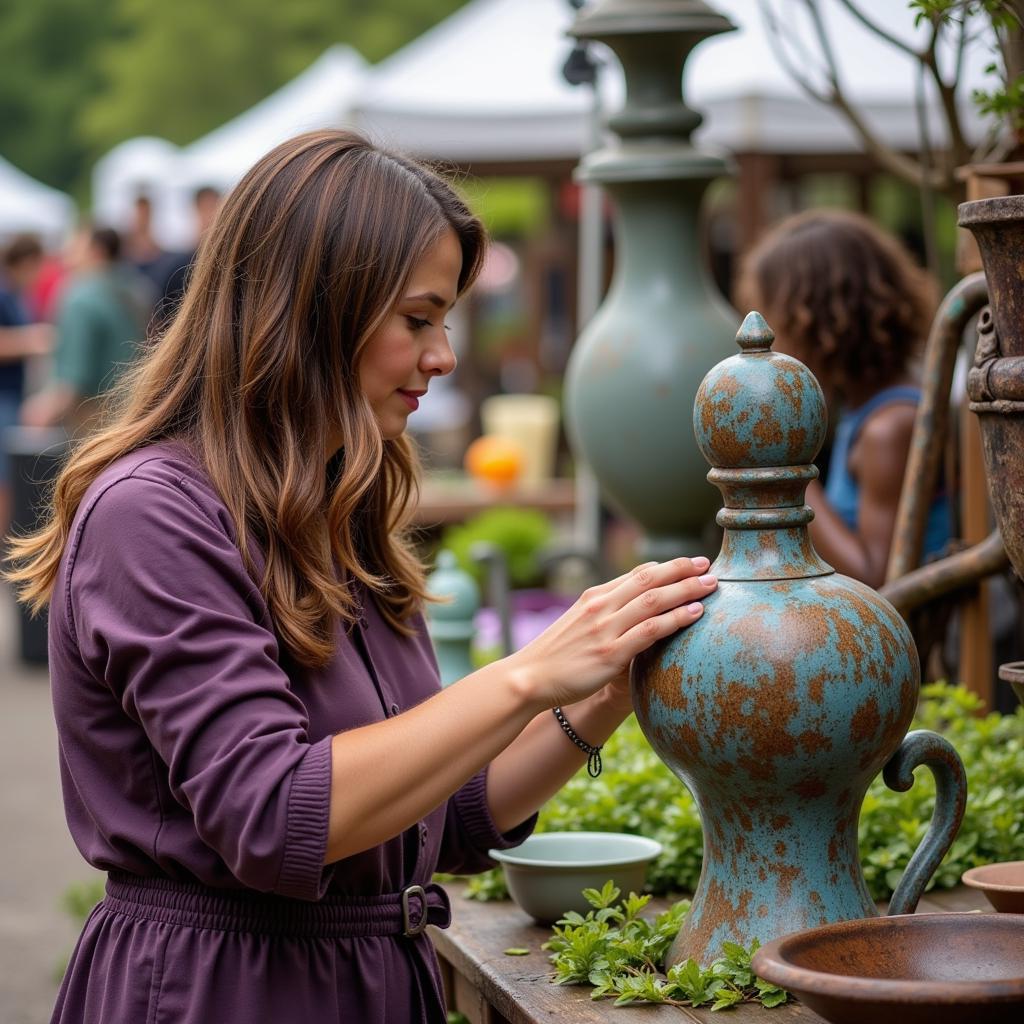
[67,475,334,900]
[436,766,536,875]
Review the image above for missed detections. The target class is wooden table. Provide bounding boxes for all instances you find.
[430,882,988,1023]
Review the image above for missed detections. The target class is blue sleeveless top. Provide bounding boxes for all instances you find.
[824,386,951,559]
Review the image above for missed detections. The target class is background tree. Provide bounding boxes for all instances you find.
[758,0,1024,202]
[0,0,117,196]
[0,0,470,199]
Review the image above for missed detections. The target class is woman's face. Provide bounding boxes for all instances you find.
[357,227,462,442]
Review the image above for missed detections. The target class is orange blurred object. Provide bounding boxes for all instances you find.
[464,435,524,490]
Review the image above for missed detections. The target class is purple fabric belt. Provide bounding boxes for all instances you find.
[103,872,453,940]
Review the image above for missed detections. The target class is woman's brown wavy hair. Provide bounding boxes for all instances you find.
[6,129,486,668]
[735,209,937,401]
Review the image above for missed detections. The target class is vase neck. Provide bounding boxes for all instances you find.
[708,466,833,581]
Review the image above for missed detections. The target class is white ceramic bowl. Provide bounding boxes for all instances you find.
[488,831,663,924]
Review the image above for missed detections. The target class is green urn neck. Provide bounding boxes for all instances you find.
[694,312,833,581]
[571,0,733,141]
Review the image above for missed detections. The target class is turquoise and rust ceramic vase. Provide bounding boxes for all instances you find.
[564,0,739,560]
[631,312,968,965]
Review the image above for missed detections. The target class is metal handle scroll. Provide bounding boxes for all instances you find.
[883,729,968,916]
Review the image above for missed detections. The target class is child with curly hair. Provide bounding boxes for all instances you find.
[737,209,950,588]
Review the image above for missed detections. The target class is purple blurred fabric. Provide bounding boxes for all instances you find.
[47,442,535,1023]
[475,589,575,652]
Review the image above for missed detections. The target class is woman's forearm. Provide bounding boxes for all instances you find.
[325,658,543,863]
[325,556,715,864]
[484,686,633,833]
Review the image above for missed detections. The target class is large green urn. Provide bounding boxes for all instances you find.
[564,0,739,559]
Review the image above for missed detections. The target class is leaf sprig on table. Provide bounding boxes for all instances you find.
[463,684,1024,903]
[542,882,788,1011]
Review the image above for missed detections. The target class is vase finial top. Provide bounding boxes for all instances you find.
[695,311,826,471]
[735,310,774,353]
[693,311,832,578]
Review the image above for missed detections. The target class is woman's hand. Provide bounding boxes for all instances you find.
[506,557,717,710]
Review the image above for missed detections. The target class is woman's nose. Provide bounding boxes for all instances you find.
[422,331,457,377]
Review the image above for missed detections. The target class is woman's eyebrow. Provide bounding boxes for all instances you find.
[403,291,450,309]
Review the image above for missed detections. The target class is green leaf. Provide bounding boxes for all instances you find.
[760,988,790,1008]
[711,988,744,1011]
[503,947,530,956]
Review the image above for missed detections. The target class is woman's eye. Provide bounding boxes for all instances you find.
[405,315,431,332]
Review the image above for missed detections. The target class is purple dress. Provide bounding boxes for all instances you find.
[48,443,534,1023]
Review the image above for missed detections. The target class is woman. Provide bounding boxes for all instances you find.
[8,130,716,1024]
[737,209,948,589]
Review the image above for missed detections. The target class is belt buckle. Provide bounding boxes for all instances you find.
[401,884,428,938]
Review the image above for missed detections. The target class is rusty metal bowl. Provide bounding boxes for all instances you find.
[963,862,1024,913]
[751,913,1024,1024]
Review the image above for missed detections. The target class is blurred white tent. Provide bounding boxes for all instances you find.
[178,45,367,192]
[352,0,994,164]
[0,155,75,247]
[92,1,1000,243]
[91,46,367,249]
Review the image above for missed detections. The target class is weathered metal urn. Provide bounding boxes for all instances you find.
[960,195,1024,706]
[631,313,967,965]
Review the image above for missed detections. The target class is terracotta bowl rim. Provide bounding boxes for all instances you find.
[751,913,1024,1004]
[962,861,1024,893]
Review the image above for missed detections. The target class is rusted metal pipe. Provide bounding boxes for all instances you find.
[879,528,1008,617]
[886,272,989,583]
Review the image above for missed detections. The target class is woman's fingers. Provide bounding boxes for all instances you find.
[617,599,706,657]
[585,560,659,596]
[611,573,717,637]
[511,555,716,707]
[608,556,711,608]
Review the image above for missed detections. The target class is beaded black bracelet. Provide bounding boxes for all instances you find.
[552,706,603,777]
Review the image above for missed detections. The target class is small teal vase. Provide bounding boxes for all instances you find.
[425,550,479,687]
[631,313,967,965]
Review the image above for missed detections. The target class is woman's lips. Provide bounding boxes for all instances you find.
[397,389,424,411]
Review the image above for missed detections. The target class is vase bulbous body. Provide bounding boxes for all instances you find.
[634,575,917,962]
[565,179,737,554]
[632,313,966,965]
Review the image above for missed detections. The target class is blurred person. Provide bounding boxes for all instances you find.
[25,247,69,323]
[737,209,948,589]
[5,130,716,1024]
[21,226,150,433]
[123,192,168,294]
[0,233,53,529]
[151,184,222,333]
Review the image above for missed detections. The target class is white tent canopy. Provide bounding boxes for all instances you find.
[92,1,999,240]
[178,45,367,192]
[353,0,994,162]
[91,46,367,249]
[0,156,75,247]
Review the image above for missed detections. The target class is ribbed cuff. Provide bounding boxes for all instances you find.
[452,767,537,859]
[276,734,335,901]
